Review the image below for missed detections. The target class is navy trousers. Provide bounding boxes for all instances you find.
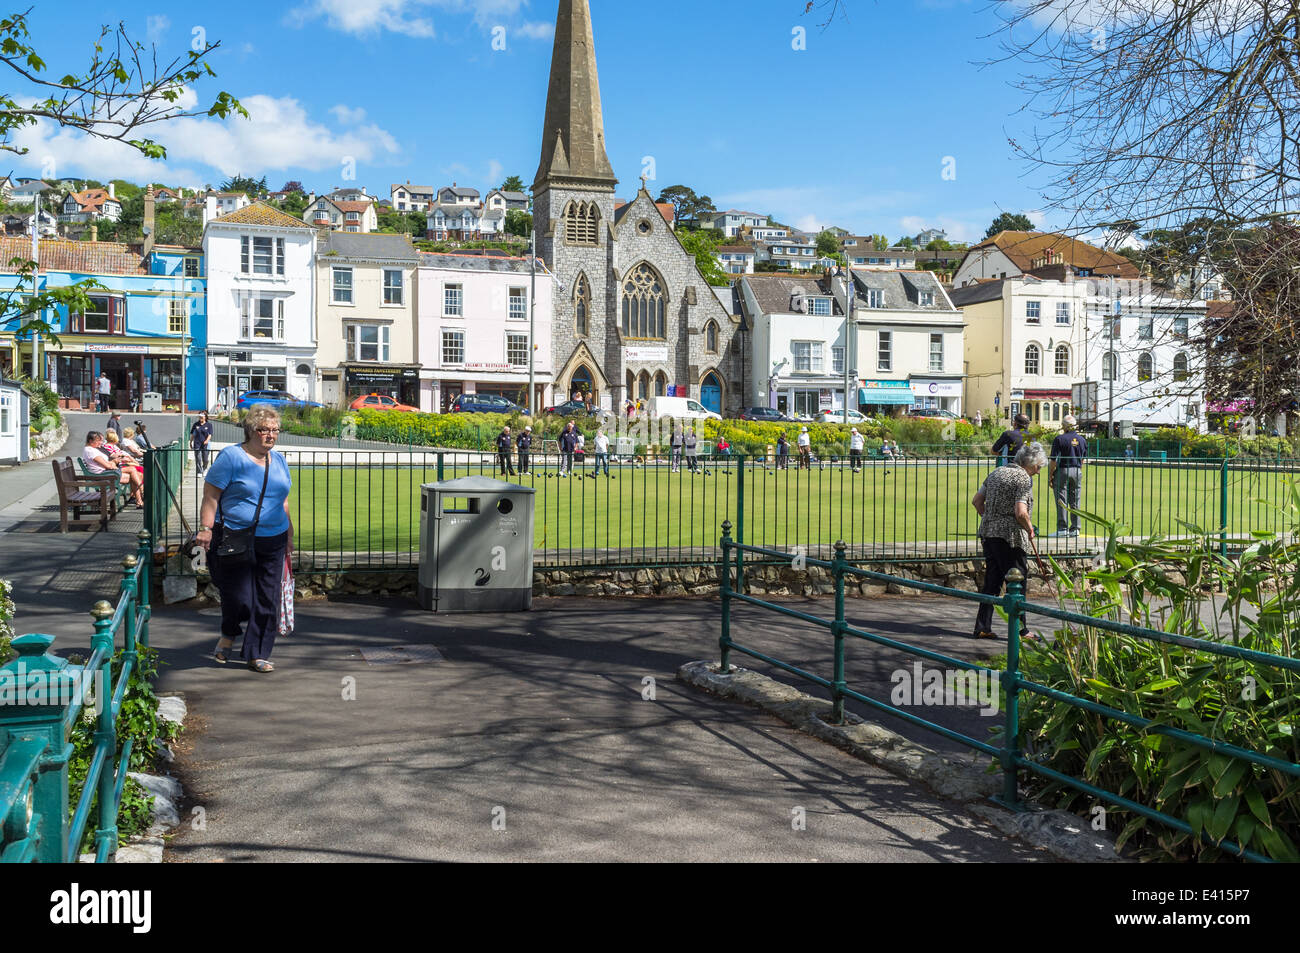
[210,527,288,662]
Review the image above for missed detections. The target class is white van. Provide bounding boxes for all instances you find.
[648,396,722,421]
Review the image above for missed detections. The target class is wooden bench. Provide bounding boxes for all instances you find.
[52,457,114,532]
[75,455,132,514]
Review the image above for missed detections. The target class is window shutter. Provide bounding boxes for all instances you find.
[276,298,285,339]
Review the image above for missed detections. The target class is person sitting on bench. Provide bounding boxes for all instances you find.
[81,431,144,507]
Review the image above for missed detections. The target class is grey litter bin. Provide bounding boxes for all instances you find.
[418,475,535,613]
[140,391,163,412]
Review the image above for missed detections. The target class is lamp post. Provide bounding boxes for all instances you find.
[842,264,854,424]
[528,229,536,414]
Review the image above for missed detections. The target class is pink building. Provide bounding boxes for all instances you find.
[417,252,555,413]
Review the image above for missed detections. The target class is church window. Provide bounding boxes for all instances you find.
[575,273,590,336]
[705,321,718,353]
[564,201,599,245]
[620,263,667,340]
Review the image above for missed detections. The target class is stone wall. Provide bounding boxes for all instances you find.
[167,556,1093,606]
[30,422,69,461]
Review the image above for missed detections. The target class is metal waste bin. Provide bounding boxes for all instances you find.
[141,391,163,412]
[418,475,535,613]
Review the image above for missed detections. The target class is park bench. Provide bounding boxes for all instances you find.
[75,455,132,514]
[51,457,114,532]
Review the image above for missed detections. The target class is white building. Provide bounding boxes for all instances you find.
[202,201,319,409]
[304,196,378,233]
[1077,279,1206,431]
[705,209,766,237]
[839,269,966,416]
[391,182,435,212]
[738,274,850,416]
[757,234,819,271]
[416,252,555,413]
[60,187,123,223]
[715,245,756,276]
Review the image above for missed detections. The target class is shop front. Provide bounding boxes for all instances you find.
[423,365,548,414]
[909,377,963,415]
[50,341,184,411]
[1011,388,1073,426]
[858,379,914,415]
[342,364,421,407]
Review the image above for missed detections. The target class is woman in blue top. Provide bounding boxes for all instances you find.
[194,405,294,673]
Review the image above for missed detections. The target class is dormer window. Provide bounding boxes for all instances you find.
[807,296,831,316]
[919,291,934,307]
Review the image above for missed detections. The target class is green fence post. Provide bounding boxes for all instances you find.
[90,600,118,861]
[998,568,1026,811]
[437,452,445,482]
[136,530,151,645]
[734,454,745,593]
[0,634,76,863]
[719,520,733,674]
[1219,457,1229,558]
[830,539,847,725]
[120,555,139,675]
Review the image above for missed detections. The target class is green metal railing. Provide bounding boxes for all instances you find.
[717,525,1300,862]
[144,447,1297,575]
[0,531,153,863]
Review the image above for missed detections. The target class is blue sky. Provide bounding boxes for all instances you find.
[12,1,1054,242]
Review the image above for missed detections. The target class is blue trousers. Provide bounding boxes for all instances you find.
[211,527,288,662]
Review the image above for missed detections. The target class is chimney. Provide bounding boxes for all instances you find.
[143,186,156,258]
[90,223,98,242]
[107,181,115,199]
[204,195,218,225]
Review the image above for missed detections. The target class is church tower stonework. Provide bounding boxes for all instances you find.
[535,0,743,415]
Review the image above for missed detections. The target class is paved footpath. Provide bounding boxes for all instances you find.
[158,595,1046,863]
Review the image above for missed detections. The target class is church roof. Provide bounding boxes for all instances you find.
[534,0,618,192]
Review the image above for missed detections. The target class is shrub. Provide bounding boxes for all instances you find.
[1020,509,1300,861]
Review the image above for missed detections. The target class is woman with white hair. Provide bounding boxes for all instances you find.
[970,441,1049,639]
[194,405,294,673]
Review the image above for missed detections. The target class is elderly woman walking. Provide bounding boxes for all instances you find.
[194,406,294,672]
[971,442,1049,639]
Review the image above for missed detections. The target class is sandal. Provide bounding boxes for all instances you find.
[248,659,274,673]
[213,637,234,663]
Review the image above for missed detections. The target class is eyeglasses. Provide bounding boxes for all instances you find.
[255,428,280,435]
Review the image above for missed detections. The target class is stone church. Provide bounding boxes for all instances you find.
[534,0,744,415]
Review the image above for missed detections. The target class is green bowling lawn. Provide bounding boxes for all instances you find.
[284,455,1295,558]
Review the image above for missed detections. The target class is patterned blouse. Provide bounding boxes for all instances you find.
[977,465,1034,550]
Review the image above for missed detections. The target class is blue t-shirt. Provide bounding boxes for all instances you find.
[205,445,292,536]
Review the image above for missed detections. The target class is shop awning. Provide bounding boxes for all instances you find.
[859,387,914,405]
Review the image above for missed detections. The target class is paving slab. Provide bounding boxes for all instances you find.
[156,595,1048,862]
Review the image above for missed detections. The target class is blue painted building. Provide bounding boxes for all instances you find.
[0,237,207,411]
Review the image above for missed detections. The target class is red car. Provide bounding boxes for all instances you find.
[349,393,419,412]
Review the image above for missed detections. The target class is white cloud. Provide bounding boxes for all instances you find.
[9,93,403,184]
[716,185,916,236]
[486,159,503,187]
[286,0,437,38]
[330,104,368,125]
[145,15,170,44]
[515,20,554,40]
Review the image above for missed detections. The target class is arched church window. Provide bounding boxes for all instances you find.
[575,273,589,336]
[620,263,667,340]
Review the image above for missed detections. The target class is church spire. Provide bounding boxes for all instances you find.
[534,0,618,193]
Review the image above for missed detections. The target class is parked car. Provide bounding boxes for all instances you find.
[907,407,960,420]
[738,406,794,422]
[349,393,419,413]
[819,408,868,423]
[450,393,529,415]
[236,390,323,410]
[544,399,609,418]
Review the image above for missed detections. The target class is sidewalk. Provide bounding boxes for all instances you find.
[158,595,1047,862]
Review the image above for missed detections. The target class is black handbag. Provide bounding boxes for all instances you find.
[215,455,271,566]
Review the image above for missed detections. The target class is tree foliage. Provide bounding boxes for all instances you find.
[505,208,532,238]
[676,227,729,286]
[220,174,267,196]
[985,212,1034,238]
[656,185,715,229]
[499,175,525,193]
[815,229,839,257]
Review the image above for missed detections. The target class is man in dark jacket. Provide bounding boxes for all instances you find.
[991,413,1030,465]
[516,425,532,474]
[496,426,516,476]
[559,422,579,476]
[1048,415,1087,536]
